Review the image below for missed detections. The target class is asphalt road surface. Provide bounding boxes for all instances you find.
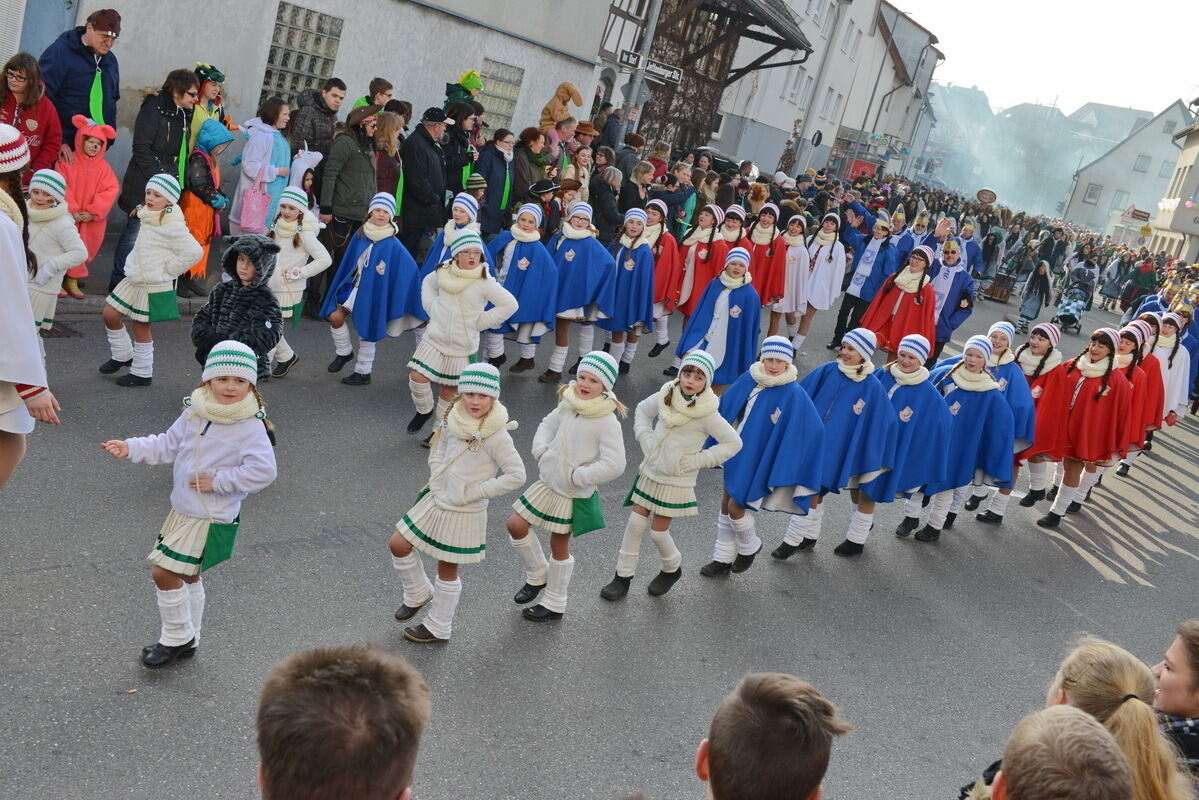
[3,295,1196,799]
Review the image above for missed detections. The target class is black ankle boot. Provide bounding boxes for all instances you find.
[1036,511,1062,528]
[141,638,197,669]
[771,541,799,560]
[833,540,864,557]
[1018,488,1045,507]
[943,512,957,529]
[731,544,761,573]
[599,574,631,601]
[976,510,1004,524]
[699,560,731,577]
[648,341,670,357]
[510,357,535,373]
[513,582,545,604]
[327,352,353,372]
[1046,485,1058,502]
[1115,463,1130,477]
[341,372,371,385]
[98,358,132,374]
[403,623,448,643]
[646,569,681,596]
[914,525,941,542]
[964,494,983,512]
[895,516,920,537]
[407,410,432,434]
[522,604,562,622]
[116,373,152,387]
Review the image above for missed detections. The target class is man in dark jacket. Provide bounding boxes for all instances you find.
[614,132,644,181]
[599,106,623,151]
[399,107,449,258]
[38,8,121,153]
[286,77,346,196]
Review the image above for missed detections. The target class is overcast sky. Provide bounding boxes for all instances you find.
[897,0,1199,115]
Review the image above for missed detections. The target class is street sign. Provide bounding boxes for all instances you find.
[1139,224,1153,237]
[619,49,640,69]
[618,50,682,83]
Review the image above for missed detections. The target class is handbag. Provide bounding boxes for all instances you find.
[201,518,240,571]
[147,286,181,322]
[239,180,271,234]
[570,492,605,537]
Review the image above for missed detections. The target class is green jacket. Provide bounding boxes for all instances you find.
[320,131,377,220]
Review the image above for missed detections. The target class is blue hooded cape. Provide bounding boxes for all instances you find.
[923,364,1016,494]
[799,361,898,501]
[486,231,559,334]
[548,232,616,317]
[716,371,825,513]
[320,231,423,342]
[938,354,1037,452]
[598,240,656,333]
[675,278,761,385]
[868,367,952,501]
[420,224,475,278]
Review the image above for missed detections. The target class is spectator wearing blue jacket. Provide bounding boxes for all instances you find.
[959,218,983,275]
[889,206,915,266]
[925,237,975,364]
[38,9,121,153]
[474,128,515,239]
[828,203,899,347]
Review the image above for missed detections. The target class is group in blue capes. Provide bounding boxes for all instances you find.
[599,212,657,336]
[548,204,616,320]
[870,358,951,503]
[675,247,761,386]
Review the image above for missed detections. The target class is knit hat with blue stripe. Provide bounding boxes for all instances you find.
[725,246,751,266]
[963,335,993,361]
[760,335,794,361]
[517,203,543,226]
[578,350,619,391]
[452,192,479,221]
[29,169,67,204]
[897,334,930,362]
[842,327,877,361]
[624,208,647,225]
[279,186,309,212]
[988,320,1016,349]
[202,340,259,385]
[146,173,181,204]
[450,230,485,256]
[681,350,716,385]
[368,192,396,216]
[568,202,593,221]
[458,363,501,398]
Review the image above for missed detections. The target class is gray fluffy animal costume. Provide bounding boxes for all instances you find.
[191,235,283,378]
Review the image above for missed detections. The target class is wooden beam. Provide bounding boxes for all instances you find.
[726,44,802,85]
[656,0,709,33]
[684,22,748,65]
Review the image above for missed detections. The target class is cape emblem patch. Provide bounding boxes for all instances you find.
[948,401,961,416]
[517,257,530,270]
[898,406,914,422]
[852,398,866,415]
[1030,385,1042,399]
[729,305,741,319]
[698,248,708,260]
[375,261,386,275]
[998,377,1008,391]
[624,258,635,270]
[770,407,781,424]
[564,249,576,262]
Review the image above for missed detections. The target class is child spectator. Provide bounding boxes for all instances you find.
[55,115,118,298]
[178,119,234,297]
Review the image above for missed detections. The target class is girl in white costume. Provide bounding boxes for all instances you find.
[795,212,846,352]
[265,185,331,376]
[26,169,87,349]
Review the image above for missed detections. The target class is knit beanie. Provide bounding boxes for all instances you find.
[569,202,593,221]
[725,246,751,267]
[202,341,259,385]
[988,321,1016,349]
[29,169,67,204]
[368,192,396,216]
[702,204,725,225]
[624,208,648,225]
[146,173,181,204]
[279,186,308,211]
[1162,311,1184,330]
[1120,325,1144,348]
[680,350,715,385]
[963,335,993,361]
[760,202,779,219]
[450,230,485,256]
[458,363,501,398]
[760,335,794,361]
[725,205,746,221]
[646,199,668,220]
[821,211,840,229]
[516,203,543,226]
[452,192,479,221]
[1031,322,1061,349]
[842,328,877,361]
[578,350,618,391]
[909,244,935,266]
[1093,327,1121,353]
[466,172,488,191]
[897,334,930,362]
[0,124,30,173]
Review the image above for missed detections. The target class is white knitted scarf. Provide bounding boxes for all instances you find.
[187,386,261,423]
[1017,347,1062,377]
[559,383,619,418]
[437,261,485,294]
[889,362,929,385]
[749,361,797,387]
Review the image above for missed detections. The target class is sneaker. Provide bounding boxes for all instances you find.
[648,341,670,358]
[833,540,864,557]
[699,560,731,577]
[272,353,299,378]
[894,516,920,537]
[599,574,631,601]
[646,569,681,596]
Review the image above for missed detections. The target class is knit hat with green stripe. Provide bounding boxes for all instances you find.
[681,350,716,385]
[450,230,485,256]
[146,173,181,204]
[578,350,619,391]
[202,340,259,385]
[29,169,67,204]
[458,363,501,398]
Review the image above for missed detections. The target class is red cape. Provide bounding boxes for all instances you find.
[748,233,788,305]
[1138,353,1166,431]
[650,230,682,311]
[677,237,728,317]
[1040,362,1133,463]
[1122,364,1148,451]
[859,277,936,353]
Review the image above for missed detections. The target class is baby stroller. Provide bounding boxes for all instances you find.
[1052,287,1088,334]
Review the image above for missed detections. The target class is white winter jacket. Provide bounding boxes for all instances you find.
[531,404,625,498]
[267,210,332,307]
[28,211,87,295]
[420,266,518,357]
[121,205,203,290]
[633,384,742,488]
[427,425,526,512]
[125,407,277,522]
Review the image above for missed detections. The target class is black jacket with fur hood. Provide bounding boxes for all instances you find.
[191,235,283,372]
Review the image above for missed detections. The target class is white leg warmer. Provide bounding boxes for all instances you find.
[391,552,434,607]
[519,342,536,359]
[409,378,434,414]
[422,577,462,640]
[655,316,670,345]
[1027,461,1049,491]
[971,484,990,499]
[986,492,1012,517]
[731,513,761,556]
[186,580,206,646]
[622,340,638,364]
[903,491,924,518]
[791,333,806,352]
[354,340,377,374]
[107,326,133,362]
[651,527,682,573]
[616,512,648,578]
[670,355,682,369]
[949,486,970,514]
[846,510,873,544]
[330,323,352,356]
[1053,461,1065,487]
[548,345,568,372]
[1077,470,1101,503]
[275,335,295,362]
[1050,483,1078,516]
[577,325,595,355]
[1122,450,1141,466]
[783,504,823,544]
[155,585,195,646]
[540,556,575,613]
[510,534,548,586]
[712,513,735,563]
[131,341,153,378]
[608,340,626,364]
[485,332,505,359]
[928,490,953,529]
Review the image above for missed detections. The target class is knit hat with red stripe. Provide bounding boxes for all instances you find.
[0,124,30,173]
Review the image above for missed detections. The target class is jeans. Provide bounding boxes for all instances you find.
[109,215,140,290]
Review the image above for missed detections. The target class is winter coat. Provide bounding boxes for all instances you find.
[191,235,283,364]
[633,384,742,488]
[286,88,338,162]
[399,125,447,230]
[600,114,622,151]
[37,27,119,136]
[538,82,583,131]
[180,120,234,267]
[618,180,648,213]
[28,209,87,295]
[425,421,526,514]
[419,267,518,358]
[0,94,63,179]
[320,130,377,222]
[121,205,202,289]
[117,91,192,213]
[188,97,236,152]
[512,146,545,206]
[531,401,626,499]
[267,209,332,309]
[591,180,622,244]
[615,145,640,181]
[230,117,291,229]
[55,115,118,274]
[442,125,473,196]
[475,143,513,236]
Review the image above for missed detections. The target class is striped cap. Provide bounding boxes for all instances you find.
[146,173,181,204]
[681,350,715,385]
[452,192,479,221]
[910,244,935,265]
[821,211,840,228]
[568,202,593,221]
[940,238,961,254]
[702,204,725,225]
[1128,318,1155,345]
[279,186,308,211]
[842,328,877,361]
[963,335,993,361]
[897,334,930,362]
[516,203,543,226]
[450,230,485,256]
[624,207,648,225]
[202,340,259,385]
[29,169,67,204]
[759,202,779,219]
[458,363,501,398]
[0,124,30,173]
[1093,327,1120,353]
[1162,311,1184,330]
[960,216,976,232]
[646,198,668,220]
[988,321,1016,348]
[1031,322,1061,349]
[760,335,794,361]
[725,246,751,266]
[892,206,907,223]
[368,192,396,216]
[874,209,892,230]
[725,205,746,221]
[1119,325,1144,348]
[578,350,618,390]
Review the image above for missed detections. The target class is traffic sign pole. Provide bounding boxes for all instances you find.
[626,0,663,134]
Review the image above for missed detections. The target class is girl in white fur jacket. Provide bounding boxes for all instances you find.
[101,342,276,669]
[26,170,87,353]
[100,174,203,387]
[389,363,526,644]
[266,186,332,377]
[507,351,627,622]
[601,349,741,601]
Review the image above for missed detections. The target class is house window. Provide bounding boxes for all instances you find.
[822,2,836,36]
[261,2,343,107]
[850,28,863,60]
[478,58,524,132]
[1160,160,1174,178]
[833,92,844,121]
[711,113,724,140]
[1110,189,1130,211]
[1164,120,1177,135]
[1082,183,1102,205]
[841,22,853,52]
[1133,154,1151,173]
[820,87,835,119]
[801,75,815,108]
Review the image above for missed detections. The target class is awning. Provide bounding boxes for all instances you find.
[735,0,813,52]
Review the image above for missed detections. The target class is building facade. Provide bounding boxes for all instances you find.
[1150,118,1199,262]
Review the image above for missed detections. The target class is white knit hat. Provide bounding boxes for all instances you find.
[577,350,618,391]
[897,334,930,362]
[29,169,68,204]
[368,192,396,216]
[451,192,479,221]
[0,124,30,173]
[458,363,501,398]
[202,341,259,385]
[842,328,877,361]
[988,321,1016,349]
[680,350,715,385]
[279,186,308,211]
[450,230,485,256]
[760,335,794,361]
[146,173,181,204]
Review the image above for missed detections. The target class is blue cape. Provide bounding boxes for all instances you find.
[486,231,559,332]
[420,225,474,278]
[939,354,1037,452]
[320,232,423,342]
[716,372,824,513]
[675,279,761,385]
[598,241,656,332]
[869,367,952,501]
[924,364,1016,493]
[799,361,898,501]
[548,233,616,317]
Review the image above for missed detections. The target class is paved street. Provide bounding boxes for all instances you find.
[3,297,1196,799]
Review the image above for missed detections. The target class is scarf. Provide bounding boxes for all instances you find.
[1073,354,1109,379]
[657,381,720,427]
[442,220,478,246]
[561,223,595,240]
[501,147,513,163]
[931,260,964,317]
[1156,332,1177,350]
[813,228,837,247]
[782,230,805,247]
[720,226,743,243]
[644,222,664,247]
[28,203,67,223]
[987,350,1016,367]
[1017,348,1062,377]
[889,363,929,385]
[749,361,797,387]
[720,270,750,288]
[137,204,185,227]
[437,261,484,294]
[271,215,300,239]
[559,383,619,418]
[509,224,540,243]
[619,232,647,250]
[836,359,871,382]
[1115,353,1133,369]
[749,224,777,246]
[682,224,712,247]
[0,188,22,227]
[187,386,262,424]
[361,220,396,242]
[444,398,511,443]
[949,365,1000,392]
[892,266,924,293]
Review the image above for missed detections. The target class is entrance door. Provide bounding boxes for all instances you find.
[19,0,77,58]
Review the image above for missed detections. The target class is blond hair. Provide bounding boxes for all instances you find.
[1177,620,1199,691]
[1001,705,1132,800]
[1057,637,1191,800]
[374,111,403,157]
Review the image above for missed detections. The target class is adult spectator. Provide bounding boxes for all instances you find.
[592,101,613,134]
[738,159,754,179]
[398,107,448,258]
[591,166,622,246]
[319,104,378,248]
[109,68,197,290]
[615,132,644,182]
[545,116,576,172]
[229,96,291,235]
[589,145,615,199]
[286,77,346,193]
[618,160,652,213]
[573,120,598,152]
[352,77,392,110]
[512,126,550,207]
[1152,620,1199,778]
[374,110,404,210]
[600,106,623,151]
[443,101,477,196]
[38,8,120,155]
[256,644,431,800]
[187,63,236,150]
[646,140,670,179]
[696,673,851,800]
[0,53,63,185]
[991,706,1133,800]
[475,127,515,238]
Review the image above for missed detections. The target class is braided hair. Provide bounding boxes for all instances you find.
[0,172,35,276]
[1064,333,1115,402]
[1161,320,1184,369]
[1118,331,1143,380]
[1138,313,1161,349]
[1012,341,1053,381]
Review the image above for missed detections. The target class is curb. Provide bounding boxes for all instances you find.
[57,293,207,317]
